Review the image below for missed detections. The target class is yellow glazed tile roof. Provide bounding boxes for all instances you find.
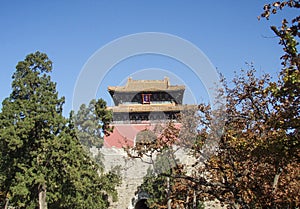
[108,77,185,92]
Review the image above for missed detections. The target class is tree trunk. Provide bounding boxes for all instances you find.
[38,183,47,209]
[4,198,9,209]
[272,167,282,192]
[193,190,196,209]
[167,177,171,209]
[167,199,172,209]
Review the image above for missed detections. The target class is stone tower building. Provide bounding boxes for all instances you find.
[104,77,186,148]
[101,77,191,209]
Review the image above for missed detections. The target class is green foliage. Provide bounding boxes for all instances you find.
[138,150,176,209]
[139,149,204,209]
[95,98,114,136]
[75,99,107,149]
[74,98,115,170]
[0,52,120,209]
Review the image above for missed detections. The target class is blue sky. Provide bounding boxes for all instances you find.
[0,1,298,115]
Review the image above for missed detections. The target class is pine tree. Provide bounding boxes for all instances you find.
[75,99,113,150]
[0,52,120,209]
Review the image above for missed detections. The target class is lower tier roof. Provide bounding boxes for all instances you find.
[108,104,195,113]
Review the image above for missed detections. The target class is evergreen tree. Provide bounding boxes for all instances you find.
[0,52,120,209]
[75,99,113,150]
[74,99,114,168]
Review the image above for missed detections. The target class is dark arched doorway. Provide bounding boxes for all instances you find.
[134,199,149,209]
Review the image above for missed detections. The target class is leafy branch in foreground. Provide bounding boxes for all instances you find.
[128,1,300,208]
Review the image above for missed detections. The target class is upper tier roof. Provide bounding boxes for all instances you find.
[108,77,185,92]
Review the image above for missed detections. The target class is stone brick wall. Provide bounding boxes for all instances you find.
[99,147,150,209]
[91,147,224,209]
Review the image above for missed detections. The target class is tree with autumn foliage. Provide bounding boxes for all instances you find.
[129,1,299,208]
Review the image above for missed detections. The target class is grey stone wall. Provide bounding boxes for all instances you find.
[91,146,224,209]
[99,147,150,209]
